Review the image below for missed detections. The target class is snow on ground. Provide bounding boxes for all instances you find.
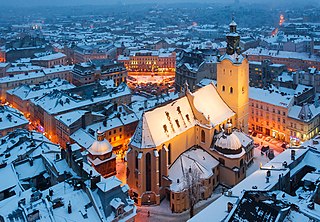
[247,147,280,176]
[135,186,224,222]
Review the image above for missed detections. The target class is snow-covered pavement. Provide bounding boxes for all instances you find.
[135,186,224,222]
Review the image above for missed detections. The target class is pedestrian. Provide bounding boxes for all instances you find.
[147,211,150,217]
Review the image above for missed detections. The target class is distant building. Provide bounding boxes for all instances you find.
[118,49,176,73]
[245,47,320,70]
[294,67,320,93]
[72,60,127,86]
[175,49,218,91]
[6,78,75,117]
[73,43,117,63]
[31,52,67,68]
[0,65,73,101]
[249,60,286,87]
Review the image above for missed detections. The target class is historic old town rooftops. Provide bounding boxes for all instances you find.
[33,82,131,115]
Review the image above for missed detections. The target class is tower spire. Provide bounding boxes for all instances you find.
[226,17,241,55]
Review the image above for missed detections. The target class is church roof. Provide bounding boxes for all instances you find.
[192,82,235,126]
[130,83,235,149]
[89,139,113,155]
[215,132,242,151]
[168,147,219,192]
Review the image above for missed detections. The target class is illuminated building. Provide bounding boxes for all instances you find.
[217,18,249,133]
[118,49,176,73]
[30,81,131,143]
[249,87,293,142]
[249,86,319,143]
[127,20,252,210]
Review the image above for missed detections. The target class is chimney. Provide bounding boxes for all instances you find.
[68,201,72,214]
[267,170,271,177]
[291,150,296,160]
[227,202,233,213]
[29,158,33,166]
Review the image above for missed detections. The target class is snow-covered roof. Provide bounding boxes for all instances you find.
[249,87,294,108]
[130,83,235,148]
[89,138,113,156]
[192,83,235,126]
[131,96,195,148]
[31,52,66,61]
[0,71,45,84]
[0,129,60,165]
[168,148,219,192]
[97,176,122,192]
[215,133,242,151]
[0,105,29,132]
[7,78,75,101]
[288,103,320,122]
[245,47,320,62]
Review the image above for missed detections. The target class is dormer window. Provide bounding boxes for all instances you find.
[175,119,180,128]
[163,124,168,133]
[186,114,190,122]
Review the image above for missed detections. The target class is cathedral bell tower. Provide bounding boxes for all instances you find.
[217,18,249,133]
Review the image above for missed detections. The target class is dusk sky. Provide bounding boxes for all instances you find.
[2,0,318,7]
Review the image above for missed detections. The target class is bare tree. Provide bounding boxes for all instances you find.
[184,166,201,218]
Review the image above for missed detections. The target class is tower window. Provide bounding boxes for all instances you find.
[222,85,225,92]
[230,87,233,94]
[242,87,245,94]
[201,130,205,143]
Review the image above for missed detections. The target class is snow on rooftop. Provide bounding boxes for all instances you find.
[31,52,66,61]
[131,96,195,148]
[192,83,235,126]
[168,148,219,192]
[249,87,294,108]
[0,105,29,131]
[0,71,45,84]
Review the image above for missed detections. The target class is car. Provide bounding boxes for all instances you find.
[265,137,272,142]
[257,133,263,138]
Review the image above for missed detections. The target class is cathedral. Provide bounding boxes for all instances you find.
[126,19,253,212]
